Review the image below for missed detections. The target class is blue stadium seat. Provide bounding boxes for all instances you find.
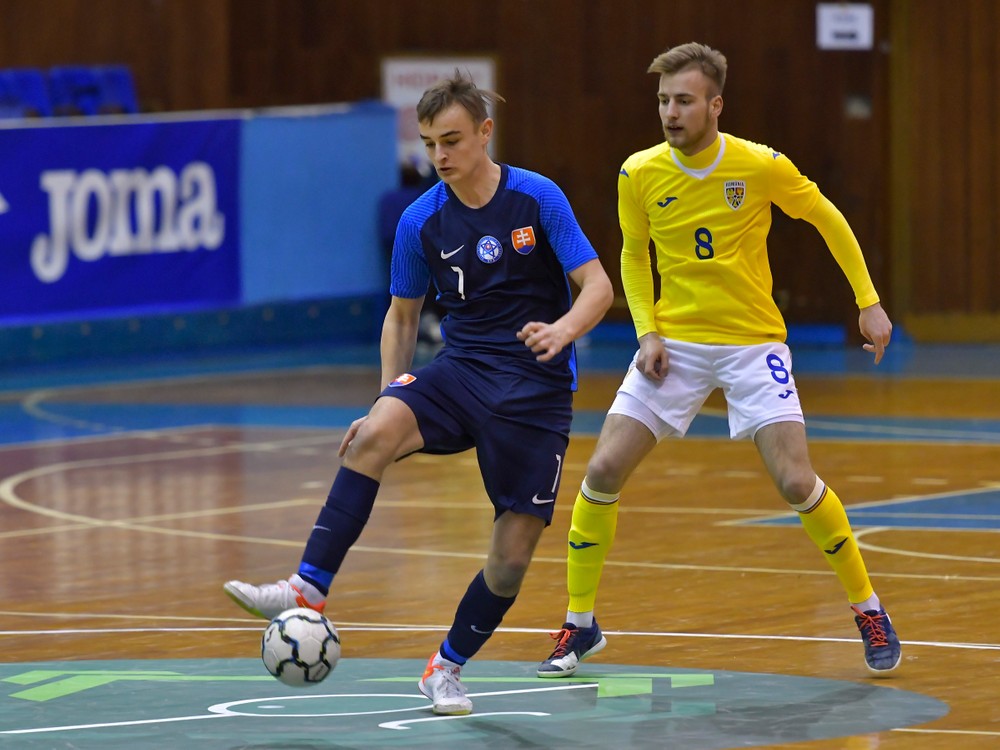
[0,68,53,117]
[48,65,103,116]
[94,64,139,114]
[0,72,22,118]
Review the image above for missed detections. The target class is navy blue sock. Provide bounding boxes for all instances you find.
[298,467,379,595]
[439,570,516,665]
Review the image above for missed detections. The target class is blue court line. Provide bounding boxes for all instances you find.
[5,402,1000,447]
[0,343,382,394]
[576,339,1000,377]
[2,339,1000,394]
[0,403,366,446]
[742,487,1000,532]
[569,410,1000,444]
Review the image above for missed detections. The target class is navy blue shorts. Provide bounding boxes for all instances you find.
[380,352,572,525]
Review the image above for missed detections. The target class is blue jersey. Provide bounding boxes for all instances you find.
[390,164,598,390]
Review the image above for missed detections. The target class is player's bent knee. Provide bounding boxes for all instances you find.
[346,416,418,466]
[778,472,819,505]
[485,558,530,597]
[585,454,627,493]
[485,547,534,594]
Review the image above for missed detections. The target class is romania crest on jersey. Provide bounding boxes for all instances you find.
[724,180,746,210]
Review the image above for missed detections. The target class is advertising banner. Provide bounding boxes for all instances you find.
[0,118,240,321]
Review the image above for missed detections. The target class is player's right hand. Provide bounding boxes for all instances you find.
[339,416,367,457]
[517,320,569,362]
[636,332,668,381]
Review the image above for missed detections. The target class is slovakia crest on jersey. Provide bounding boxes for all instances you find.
[477,235,503,263]
[511,226,536,255]
[389,373,416,387]
[724,180,746,210]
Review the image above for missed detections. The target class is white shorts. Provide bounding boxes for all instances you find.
[609,338,805,441]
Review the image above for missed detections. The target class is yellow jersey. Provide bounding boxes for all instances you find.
[618,133,878,344]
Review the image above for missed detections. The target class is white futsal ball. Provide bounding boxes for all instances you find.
[261,607,341,686]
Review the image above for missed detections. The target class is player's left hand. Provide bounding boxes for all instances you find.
[517,321,569,362]
[859,302,892,365]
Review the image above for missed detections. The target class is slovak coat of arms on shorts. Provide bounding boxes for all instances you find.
[389,373,416,387]
[724,180,746,210]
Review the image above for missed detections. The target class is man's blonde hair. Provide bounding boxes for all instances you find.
[647,43,728,96]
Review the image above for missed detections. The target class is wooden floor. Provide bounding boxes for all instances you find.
[0,342,998,748]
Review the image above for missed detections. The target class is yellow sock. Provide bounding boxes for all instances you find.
[567,481,619,614]
[796,479,874,603]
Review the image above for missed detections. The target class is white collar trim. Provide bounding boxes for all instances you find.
[670,134,726,180]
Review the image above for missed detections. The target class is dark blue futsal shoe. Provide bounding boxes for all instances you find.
[537,620,607,677]
[852,606,902,675]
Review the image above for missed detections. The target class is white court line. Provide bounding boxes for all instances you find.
[0,623,996,653]
[727,483,1000,525]
[854,527,1000,564]
[894,727,1000,738]
[0,424,235,453]
[0,432,343,526]
[0,645,986,740]
[698,406,1000,443]
[0,683,591,734]
[8,440,999,577]
[725,483,1000,566]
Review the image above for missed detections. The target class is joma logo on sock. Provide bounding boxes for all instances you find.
[824,538,848,555]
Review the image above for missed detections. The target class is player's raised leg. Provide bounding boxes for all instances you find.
[224,396,422,620]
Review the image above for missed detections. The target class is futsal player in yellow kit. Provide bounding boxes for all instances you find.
[538,42,901,677]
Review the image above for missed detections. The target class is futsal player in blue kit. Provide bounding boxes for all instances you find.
[224,73,614,715]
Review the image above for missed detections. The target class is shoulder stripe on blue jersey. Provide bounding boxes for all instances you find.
[389,182,449,298]
[504,165,597,275]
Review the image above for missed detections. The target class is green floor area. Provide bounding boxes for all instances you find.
[0,658,947,749]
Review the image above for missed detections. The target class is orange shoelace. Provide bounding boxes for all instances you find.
[856,610,889,647]
[548,627,574,658]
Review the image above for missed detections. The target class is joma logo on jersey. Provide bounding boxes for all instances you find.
[724,180,746,210]
[511,226,536,255]
[30,163,226,284]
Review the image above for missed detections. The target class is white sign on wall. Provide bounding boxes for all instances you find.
[381,57,497,173]
[816,3,874,50]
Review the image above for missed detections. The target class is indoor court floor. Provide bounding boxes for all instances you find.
[0,336,998,749]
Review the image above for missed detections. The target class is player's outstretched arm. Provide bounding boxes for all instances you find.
[517,258,613,362]
[859,302,892,365]
[380,296,424,388]
[802,196,880,310]
[339,295,423,457]
[802,197,891,364]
